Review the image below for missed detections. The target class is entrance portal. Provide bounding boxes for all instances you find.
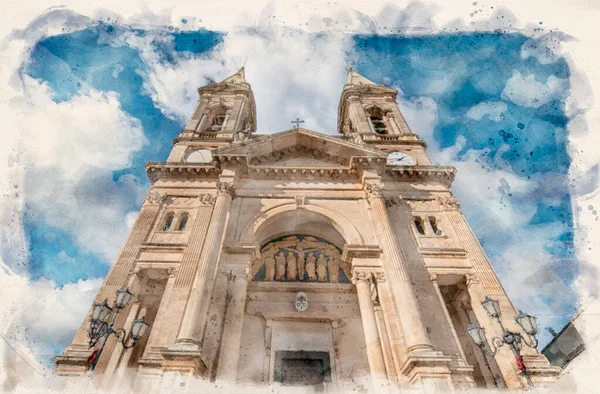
[274,351,331,389]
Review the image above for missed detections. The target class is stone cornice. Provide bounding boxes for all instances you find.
[386,165,456,187]
[145,162,220,182]
[144,160,455,186]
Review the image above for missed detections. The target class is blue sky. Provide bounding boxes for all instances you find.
[3,19,578,365]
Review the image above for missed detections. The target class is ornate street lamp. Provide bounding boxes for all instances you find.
[86,288,151,370]
[466,298,538,388]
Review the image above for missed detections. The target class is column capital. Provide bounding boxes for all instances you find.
[216,182,235,198]
[351,270,373,285]
[231,267,251,281]
[429,272,438,282]
[168,267,179,278]
[465,273,480,288]
[364,183,384,202]
[143,190,167,206]
[373,271,386,283]
[435,194,461,211]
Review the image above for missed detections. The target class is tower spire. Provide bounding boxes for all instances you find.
[220,67,246,84]
[346,68,376,86]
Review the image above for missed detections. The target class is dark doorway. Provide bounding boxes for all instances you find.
[274,351,331,389]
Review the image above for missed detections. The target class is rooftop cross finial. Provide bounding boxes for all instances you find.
[291,117,305,129]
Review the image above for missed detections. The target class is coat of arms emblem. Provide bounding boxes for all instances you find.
[295,292,308,312]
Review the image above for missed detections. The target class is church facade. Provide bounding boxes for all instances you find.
[55,68,561,392]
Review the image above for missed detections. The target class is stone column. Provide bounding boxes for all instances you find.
[216,266,251,383]
[372,272,398,384]
[365,184,433,353]
[176,182,234,347]
[143,268,178,354]
[353,270,387,386]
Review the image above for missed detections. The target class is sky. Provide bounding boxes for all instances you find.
[0,0,599,389]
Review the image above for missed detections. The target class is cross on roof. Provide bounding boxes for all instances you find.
[291,117,305,128]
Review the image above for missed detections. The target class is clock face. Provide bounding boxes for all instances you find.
[186,149,213,163]
[386,151,415,166]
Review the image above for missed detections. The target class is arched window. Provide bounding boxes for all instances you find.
[161,212,175,231]
[414,217,425,235]
[429,217,443,236]
[177,213,189,231]
[367,107,388,134]
[208,107,227,132]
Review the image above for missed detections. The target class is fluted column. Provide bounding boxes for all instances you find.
[372,272,398,384]
[176,182,234,347]
[216,266,251,383]
[365,184,433,353]
[353,270,387,385]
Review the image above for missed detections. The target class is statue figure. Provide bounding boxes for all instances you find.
[306,252,317,281]
[275,251,287,281]
[287,252,298,281]
[297,246,306,280]
[316,254,327,282]
[328,257,340,283]
[264,256,275,281]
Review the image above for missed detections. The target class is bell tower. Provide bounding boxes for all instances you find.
[338,68,432,166]
[166,67,257,163]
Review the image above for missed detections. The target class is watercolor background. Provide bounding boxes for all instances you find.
[0,0,599,389]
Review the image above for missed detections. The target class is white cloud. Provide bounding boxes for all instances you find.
[118,26,349,135]
[502,70,568,108]
[466,101,508,121]
[0,259,101,389]
[13,77,148,261]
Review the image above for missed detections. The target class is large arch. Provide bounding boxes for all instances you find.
[238,201,364,247]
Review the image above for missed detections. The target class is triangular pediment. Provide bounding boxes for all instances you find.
[213,128,386,168]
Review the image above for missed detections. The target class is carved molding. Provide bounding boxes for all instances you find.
[144,191,167,206]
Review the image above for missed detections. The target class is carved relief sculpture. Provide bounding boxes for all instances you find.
[253,235,349,283]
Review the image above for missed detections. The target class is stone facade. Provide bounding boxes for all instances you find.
[54,68,561,392]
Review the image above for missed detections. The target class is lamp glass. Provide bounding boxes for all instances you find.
[516,311,538,336]
[92,300,112,322]
[467,322,486,346]
[131,318,150,341]
[115,288,134,310]
[481,296,501,318]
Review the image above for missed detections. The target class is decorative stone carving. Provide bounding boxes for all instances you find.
[231,267,251,281]
[465,273,480,288]
[198,194,216,205]
[253,235,350,283]
[373,271,386,283]
[144,191,167,206]
[351,271,373,284]
[216,182,235,197]
[295,292,308,312]
[436,195,461,210]
[364,183,384,202]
